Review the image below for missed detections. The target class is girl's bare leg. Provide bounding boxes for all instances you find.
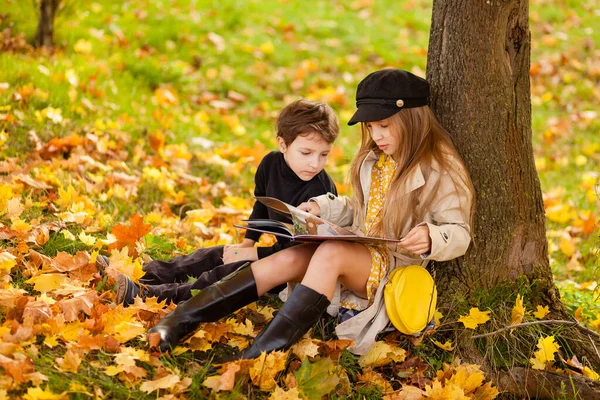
[252,240,372,300]
[301,241,372,300]
[250,243,319,296]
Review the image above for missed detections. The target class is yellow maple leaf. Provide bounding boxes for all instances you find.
[533,305,549,319]
[104,365,123,376]
[473,381,500,400]
[112,321,145,343]
[432,339,456,351]
[78,232,96,246]
[44,335,59,348]
[223,196,253,211]
[0,251,17,275]
[269,386,302,400]
[26,274,69,293]
[107,248,145,283]
[510,294,526,325]
[448,364,485,393]
[582,366,600,381]
[559,234,576,257]
[59,321,88,342]
[425,380,465,399]
[530,335,560,370]
[185,209,214,224]
[227,318,255,336]
[546,204,576,224]
[139,374,180,394]
[458,308,490,329]
[11,218,31,232]
[23,386,67,400]
[250,351,288,391]
[292,338,321,360]
[0,184,13,214]
[358,341,407,368]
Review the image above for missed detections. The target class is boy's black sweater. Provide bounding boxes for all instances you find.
[245,151,338,259]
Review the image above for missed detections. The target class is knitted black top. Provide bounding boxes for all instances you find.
[244,151,338,258]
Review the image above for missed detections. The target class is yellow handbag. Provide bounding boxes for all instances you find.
[384,265,437,335]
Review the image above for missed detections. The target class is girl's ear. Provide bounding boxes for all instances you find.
[277,137,287,153]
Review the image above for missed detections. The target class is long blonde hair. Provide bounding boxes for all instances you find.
[349,106,475,239]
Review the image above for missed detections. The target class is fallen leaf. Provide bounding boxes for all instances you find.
[139,373,180,394]
[269,386,302,399]
[432,339,456,351]
[250,351,287,391]
[533,305,549,319]
[458,308,490,329]
[530,335,560,370]
[108,214,151,256]
[203,363,240,392]
[359,341,406,368]
[55,349,82,373]
[510,294,526,325]
[294,357,341,399]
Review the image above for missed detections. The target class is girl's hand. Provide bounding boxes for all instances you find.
[223,245,258,264]
[399,225,431,255]
[297,201,321,216]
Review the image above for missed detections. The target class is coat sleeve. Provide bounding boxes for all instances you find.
[420,172,473,261]
[309,193,357,228]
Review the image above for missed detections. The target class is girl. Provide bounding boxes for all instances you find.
[148,68,475,358]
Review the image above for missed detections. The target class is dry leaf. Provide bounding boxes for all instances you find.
[458,308,490,329]
[203,363,240,392]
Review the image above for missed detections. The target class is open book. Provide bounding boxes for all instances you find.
[234,197,403,245]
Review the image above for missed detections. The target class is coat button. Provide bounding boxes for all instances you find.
[396,99,404,107]
[328,193,335,200]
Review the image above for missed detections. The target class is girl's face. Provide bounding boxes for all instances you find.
[366,118,399,157]
[278,132,332,181]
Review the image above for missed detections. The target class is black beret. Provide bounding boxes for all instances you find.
[348,69,430,126]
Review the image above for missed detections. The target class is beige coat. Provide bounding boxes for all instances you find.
[309,150,473,355]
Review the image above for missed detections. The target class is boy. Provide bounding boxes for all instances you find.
[100,99,339,306]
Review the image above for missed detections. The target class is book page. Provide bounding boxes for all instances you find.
[256,197,354,236]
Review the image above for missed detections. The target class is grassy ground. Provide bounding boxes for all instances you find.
[0,0,599,398]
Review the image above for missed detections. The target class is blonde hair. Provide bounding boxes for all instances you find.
[349,106,475,239]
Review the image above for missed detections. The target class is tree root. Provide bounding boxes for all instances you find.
[496,367,600,399]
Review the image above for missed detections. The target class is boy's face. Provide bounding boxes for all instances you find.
[278,132,332,181]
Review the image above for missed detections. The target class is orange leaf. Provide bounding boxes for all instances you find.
[57,291,97,322]
[55,349,82,373]
[52,251,89,273]
[108,214,151,256]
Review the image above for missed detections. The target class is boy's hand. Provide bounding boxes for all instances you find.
[298,201,321,216]
[223,245,258,264]
[398,225,431,255]
[238,239,255,248]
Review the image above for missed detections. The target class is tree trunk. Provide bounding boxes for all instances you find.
[426,0,600,396]
[34,0,61,48]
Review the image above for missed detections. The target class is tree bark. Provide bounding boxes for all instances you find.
[426,0,599,376]
[35,0,61,48]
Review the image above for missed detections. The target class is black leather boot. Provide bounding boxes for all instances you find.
[148,262,257,352]
[220,284,330,362]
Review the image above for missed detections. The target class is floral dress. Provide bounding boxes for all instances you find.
[340,153,397,311]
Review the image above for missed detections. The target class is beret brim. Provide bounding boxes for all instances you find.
[347,105,401,126]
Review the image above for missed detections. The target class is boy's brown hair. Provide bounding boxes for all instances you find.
[276,99,339,146]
